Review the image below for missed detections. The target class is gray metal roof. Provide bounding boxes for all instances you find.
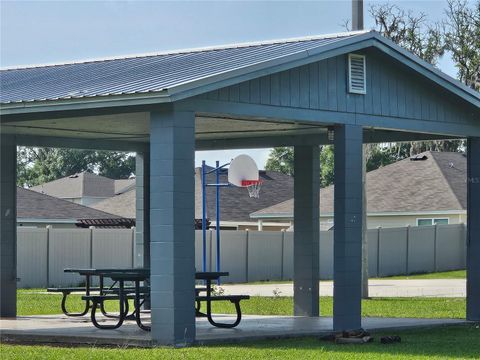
[0,31,364,104]
[1,30,478,108]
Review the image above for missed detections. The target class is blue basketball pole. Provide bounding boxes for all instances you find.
[216,160,221,275]
[201,161,207,272]
[201,160,231,277]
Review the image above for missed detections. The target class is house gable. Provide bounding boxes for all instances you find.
[197,48,478,133]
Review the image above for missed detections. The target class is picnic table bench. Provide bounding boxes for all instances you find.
[195,272,250,328]
[48,268,250,331]
[47,268,148,318]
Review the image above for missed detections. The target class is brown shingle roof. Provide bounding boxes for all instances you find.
[91,169,294,222]
[114,178,136,194]
[17,187,120,220]
[91,188,136,219]
[30,171,115,198]
[251,151,466,219]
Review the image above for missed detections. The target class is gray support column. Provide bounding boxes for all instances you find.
[293,145,320,317]
[333,124,363,331]
[1,133,17,317]
[149,108,196,345]
[135,152,150,268]
[467,137,480,321]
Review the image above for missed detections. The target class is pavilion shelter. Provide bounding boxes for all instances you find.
[1,30,479,345]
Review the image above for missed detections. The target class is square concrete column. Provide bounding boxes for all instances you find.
[333,124,363,331]
[149,108,196,345]
[293,145,320,316]
[467,137,480,321]
[135,152,150,269]
[1,133,17,317]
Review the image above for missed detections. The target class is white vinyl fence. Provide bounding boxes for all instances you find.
[17,224,466,288]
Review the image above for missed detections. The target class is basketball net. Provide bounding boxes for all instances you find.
[241,180,262,198]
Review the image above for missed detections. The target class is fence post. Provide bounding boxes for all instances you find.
[46,225,52,287]
[131,227,136,268]
[89,226,94,268]
[434,224,438,272]
[245,229,249,283]
[463,222,467,268]
[406,225,410,275]
[209,230,213,272]
[281,229,285,280]
[376,227,381,277]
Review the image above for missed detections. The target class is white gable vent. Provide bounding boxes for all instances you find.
[348,54,366,94]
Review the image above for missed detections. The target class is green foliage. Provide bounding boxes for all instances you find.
[95,151,136,179]
[265,146,334,187]
[16,147,135,187]
[377,269,466,280]
[319,145,334,187]
[444,0,480,91]
[369,3,445,65]
[265,147,294,176]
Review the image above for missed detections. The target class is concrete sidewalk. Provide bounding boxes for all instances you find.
[221,279,466,298]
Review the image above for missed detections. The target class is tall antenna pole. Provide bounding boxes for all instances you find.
[352,0,364,31]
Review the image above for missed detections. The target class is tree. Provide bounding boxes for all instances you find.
[17,147,135,187]
[319,145,334,187]
[265,146,335,187]
[369,2,471,155]
[95,151,136,179]
[369,3,445,65]
[265,147,294,176]
[444,0,480,91]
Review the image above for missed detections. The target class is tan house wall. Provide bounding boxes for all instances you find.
[318,213,466,229]
[237,224,291,231]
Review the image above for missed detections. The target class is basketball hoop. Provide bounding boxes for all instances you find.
[228,154,262,199]
[241,180,263,198]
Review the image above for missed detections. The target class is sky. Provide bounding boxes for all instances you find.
[0,0,461,168]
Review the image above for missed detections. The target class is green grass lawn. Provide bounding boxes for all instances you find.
[4,290,474,359]
[1,325,479,359]
[378,270,466,280]
[17,290,465,318]
[246,270,466,284]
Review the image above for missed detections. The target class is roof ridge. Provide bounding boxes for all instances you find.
[0,30,370,72]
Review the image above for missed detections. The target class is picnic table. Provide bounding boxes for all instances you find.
[47,268,249,331]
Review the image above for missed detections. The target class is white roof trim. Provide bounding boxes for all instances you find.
[251,209,466,219]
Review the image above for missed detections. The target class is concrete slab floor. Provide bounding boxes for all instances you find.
[0,314,467,347]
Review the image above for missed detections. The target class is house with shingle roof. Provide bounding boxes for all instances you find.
[17,187,120,228]
[92,168,294,230]
[250,152,467,230]
[30,171,135,206]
